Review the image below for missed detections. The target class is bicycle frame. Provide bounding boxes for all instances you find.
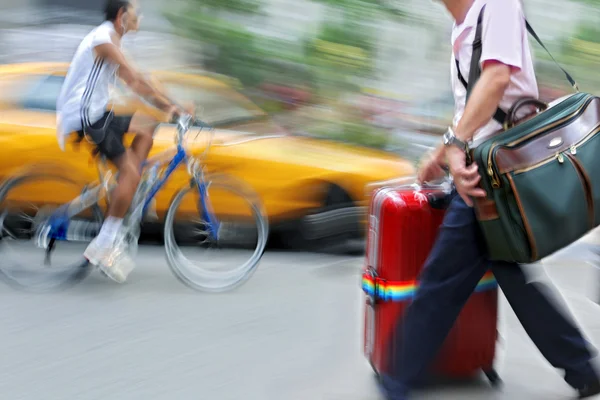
[44,128,220,244]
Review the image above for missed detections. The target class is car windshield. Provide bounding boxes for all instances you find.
[0,74,57,109]
[160,82,263,126]
[8,73,265,128]
[22,74,65,110]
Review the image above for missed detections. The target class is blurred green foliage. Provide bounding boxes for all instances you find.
[533,13,600,93]
[165,0,268,87]
[303,20,374,98]
[166,0,409,91]
[165,0,411,149]
[312,119,391,149]
[569,0,600,5]
[311,0,408,19]
[305,0,408,98]
[528,0,600,93]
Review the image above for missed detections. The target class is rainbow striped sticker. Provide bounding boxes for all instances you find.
[362,270,497,302]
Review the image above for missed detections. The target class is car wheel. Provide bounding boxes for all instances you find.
[279,184,360,251]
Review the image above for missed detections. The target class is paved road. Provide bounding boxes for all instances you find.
[1,238,600,400]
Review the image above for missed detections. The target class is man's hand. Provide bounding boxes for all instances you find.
[417,148,446,184]
[446,146,486,206]
[166,102,196,123]
[181,102,197,117]
[165,105,180,123]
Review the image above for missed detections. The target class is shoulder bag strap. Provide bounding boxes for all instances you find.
[525,21,579,92]
[455,6,580,127]
[456,5,507,125]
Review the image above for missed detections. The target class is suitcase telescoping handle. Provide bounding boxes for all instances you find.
[408,176,454,210]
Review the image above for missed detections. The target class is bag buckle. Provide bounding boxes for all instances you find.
[362,266,386,305]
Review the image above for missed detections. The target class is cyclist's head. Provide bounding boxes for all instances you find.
[104,0,141,35]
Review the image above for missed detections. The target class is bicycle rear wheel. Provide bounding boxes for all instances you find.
[164,174,268,292]
[0,173,103,292]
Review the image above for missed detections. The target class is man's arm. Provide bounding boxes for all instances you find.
[95,43,177,113]
[430,62,509,168]
[429,63,510,176]
[425,64,510,202]
[437,0,524,161]
[452,61,511,143]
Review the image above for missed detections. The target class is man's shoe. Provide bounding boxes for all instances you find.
[578,378,600,399]
[377,374,409,400]
[84,238,134,283]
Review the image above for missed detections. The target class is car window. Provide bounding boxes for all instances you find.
[160,82,263,125]
[22,74,65,111]
[19,74,127,111]
[0,74,46,106]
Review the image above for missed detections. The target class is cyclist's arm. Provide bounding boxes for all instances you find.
[142,73,183,110]
[94,43,176,113]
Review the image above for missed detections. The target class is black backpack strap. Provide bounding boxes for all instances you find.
[456,5,507,126]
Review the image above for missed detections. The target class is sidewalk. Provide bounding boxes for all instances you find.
[316,234,600,400]
[425,234,600,399]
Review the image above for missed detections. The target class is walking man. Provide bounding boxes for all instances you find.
[379,0,600,398]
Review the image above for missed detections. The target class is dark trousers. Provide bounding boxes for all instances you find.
[380,193,597,398]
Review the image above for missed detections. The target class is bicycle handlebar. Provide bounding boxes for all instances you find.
[171,112,213,146]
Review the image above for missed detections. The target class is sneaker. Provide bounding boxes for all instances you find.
[83,237,134,283]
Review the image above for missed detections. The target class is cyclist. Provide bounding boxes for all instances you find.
[56,0,186,283]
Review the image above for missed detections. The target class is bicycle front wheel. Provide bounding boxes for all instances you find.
[164,174,268,292]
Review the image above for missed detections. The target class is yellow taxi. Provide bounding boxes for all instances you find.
[0,63,415,248]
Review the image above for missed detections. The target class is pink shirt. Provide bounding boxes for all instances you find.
[451,0,538,148]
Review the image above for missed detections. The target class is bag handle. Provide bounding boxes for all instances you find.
[504,97,548,129]
[409,177,454,210]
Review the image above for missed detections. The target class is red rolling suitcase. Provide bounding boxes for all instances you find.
[361,183,500,384]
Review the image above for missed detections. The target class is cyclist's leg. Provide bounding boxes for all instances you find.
[127,113,159,167]
[106,150,140,223]
[82,113,139,282]
[126,112,160,220]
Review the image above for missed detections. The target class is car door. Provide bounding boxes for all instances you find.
[0,71,132,180]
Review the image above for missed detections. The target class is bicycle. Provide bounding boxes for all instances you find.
[0,113,269,292]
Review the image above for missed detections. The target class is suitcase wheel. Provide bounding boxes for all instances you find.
[483,369,502,388]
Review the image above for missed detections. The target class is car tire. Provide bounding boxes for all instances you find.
[279,184,359,251]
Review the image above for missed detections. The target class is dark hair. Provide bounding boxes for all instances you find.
[104,0,131,21]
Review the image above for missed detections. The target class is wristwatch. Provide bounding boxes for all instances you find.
[443,127,468,152]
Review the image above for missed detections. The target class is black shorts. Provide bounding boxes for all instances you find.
[77,111,133,161]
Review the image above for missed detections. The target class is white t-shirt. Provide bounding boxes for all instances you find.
[56,21,121,150]
[450,0,539,148]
